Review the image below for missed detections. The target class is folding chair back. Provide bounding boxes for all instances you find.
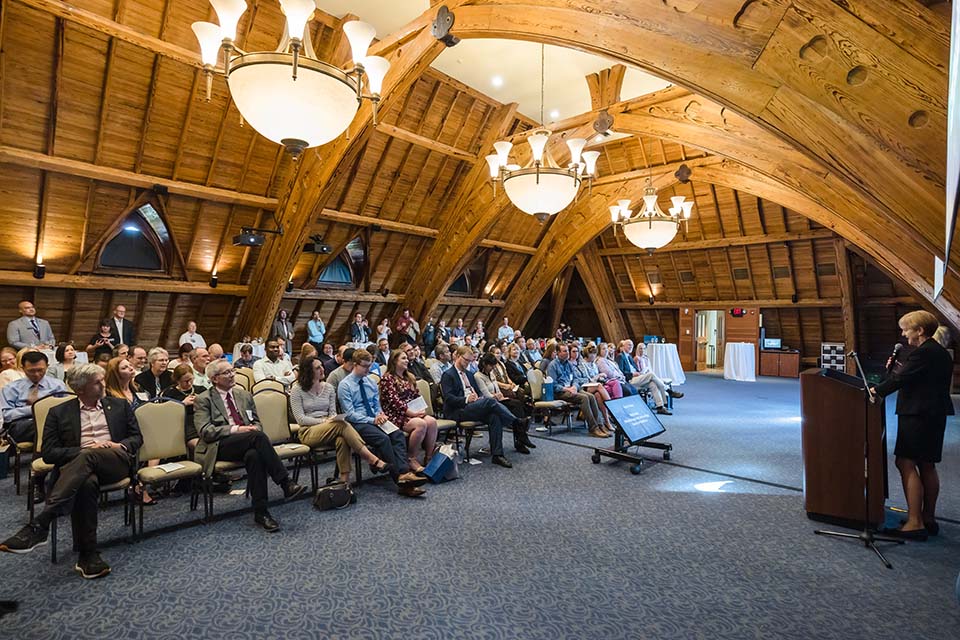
[32,393,76,454]
[415,379,435,416]
[253,388,294,444]
[234,369,252,391]
[251,378,285,394]
[527,368,545,400]
[135,401,188,461]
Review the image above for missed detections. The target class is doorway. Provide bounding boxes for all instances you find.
[695,310,724,372]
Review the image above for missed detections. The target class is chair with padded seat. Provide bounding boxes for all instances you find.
[251,378,285,394]
[253,388,312,486]
[26,393,76,518]
[233,369,252,392]
[526,368,574,435]
[431,379,487,461]
[134,399,205,537]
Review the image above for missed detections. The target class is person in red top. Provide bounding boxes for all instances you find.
[379,348,438,473]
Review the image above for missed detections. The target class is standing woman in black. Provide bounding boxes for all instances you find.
[873,311,954,539]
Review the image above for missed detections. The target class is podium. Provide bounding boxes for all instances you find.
[800,368,888,527]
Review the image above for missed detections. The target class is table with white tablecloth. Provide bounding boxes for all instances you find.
[232,341,266,362]
[644,342,686,385]
[723,342,756,382]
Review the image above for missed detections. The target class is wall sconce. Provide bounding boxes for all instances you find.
[33,263,46,280]
[648,294,655,305]
[209,274,218,288]
[285,279,295,293]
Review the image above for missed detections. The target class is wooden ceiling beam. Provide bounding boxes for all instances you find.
[376,122,479,164]
[597,230,837,257]
[17,0,203,69]
[0,270,244,296]
[575,243,629,341]
[0,146,278,208]
[617,298,842,309]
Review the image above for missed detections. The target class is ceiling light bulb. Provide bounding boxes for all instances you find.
[491,75,504,88]
[343,20,376,64]
[485,154,501,179]
[582,150,600,175]
[528,131,549,163]
[494,140,512,167]
[210,0,247,42]
[549,109,560,119]
[362,55,390,95]
[192,21,222,66]
[566,137,586,166]
[279,0,314,42]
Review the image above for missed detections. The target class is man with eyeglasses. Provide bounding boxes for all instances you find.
[440,345,518,468]
[337,349,428,497]
[194,360,306,532]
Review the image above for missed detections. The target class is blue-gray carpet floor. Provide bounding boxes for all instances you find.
[1,373,958,639]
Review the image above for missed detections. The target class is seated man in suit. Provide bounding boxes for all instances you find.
[194,359,306,531]
[374,338,390,366]
[0,351,68,444]
[441,345,521,468]
[337,349,427,497]
[6,300,55,349]
[0,364,141,579]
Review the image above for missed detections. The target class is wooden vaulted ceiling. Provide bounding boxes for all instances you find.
[0,0,949,357]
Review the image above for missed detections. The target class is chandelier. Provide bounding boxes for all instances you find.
[192,0,389,158]
[483,46,600,222]
[611,178,694,253]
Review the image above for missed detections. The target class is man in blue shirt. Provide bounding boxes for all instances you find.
[1,351,68,444]
[547,344,607,436]
[337,349,427,497]
[617,340,672,415]
[497,317,515,342]
[522,338,542,366]
[306,310,325,352]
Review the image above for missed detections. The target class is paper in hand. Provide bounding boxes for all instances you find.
[378,420,400,435]
[406,396,428,413]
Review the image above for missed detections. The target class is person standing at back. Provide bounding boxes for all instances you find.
[6,301,55,350]
[272,309,294,357]
[108,305,135,346]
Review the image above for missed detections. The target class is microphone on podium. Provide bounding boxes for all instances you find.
[885,343,903,374]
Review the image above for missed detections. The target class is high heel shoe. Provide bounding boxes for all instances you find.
[369,459,392,476]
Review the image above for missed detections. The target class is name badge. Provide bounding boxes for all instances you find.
[246,409,254,421]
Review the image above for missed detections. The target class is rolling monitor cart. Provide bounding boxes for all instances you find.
[591,396,673,475]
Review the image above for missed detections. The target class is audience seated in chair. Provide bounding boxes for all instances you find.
[0,346,26,390]
[0,364,141,579]
[634,343,683,414]
[440,345,520,468]
[190,348,212,390]
[252,340,295,387]
[48,343,79,382]
[429,343,453,384]
[234,343,259,369]
[547,343,609,437]
[194,359,306,532]
[161,364,202,453]
[134,348,173,400]
[336,349,428,497]
[597,342,639,397]
[326,347,355,394]
[379,349,439,473]
[475,353,533,454]
[1,351,67,445]
[178,321,206,349]
[290,356,386,485]
[572,343,615,432]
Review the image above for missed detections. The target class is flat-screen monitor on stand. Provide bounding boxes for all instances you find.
[605,396,666,445]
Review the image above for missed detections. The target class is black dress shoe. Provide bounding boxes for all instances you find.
[655,406,672,415]
[900,518,939,536]
[492,455,513,468]
[668,390,684,399]
[880,526,927,541]
[282,481,306,501]
[515,443,530,455]
[254,511,280,532]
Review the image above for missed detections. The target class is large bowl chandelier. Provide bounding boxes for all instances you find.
[612,178,694,253]
[483,45,600,222]
[192,0,389,158]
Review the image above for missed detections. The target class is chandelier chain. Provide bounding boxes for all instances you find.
[540,43,545,126]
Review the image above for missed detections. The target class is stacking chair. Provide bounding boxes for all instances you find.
[368,373,380,386]
[416,379,456,441]
[251,378,285,394]
[27,393,76,518]
[134,400,204,538]
[431,380,486,461]
[526,368,574,435]
[233,369,252,392]
[236,367,255,388]
[253,388,311,486]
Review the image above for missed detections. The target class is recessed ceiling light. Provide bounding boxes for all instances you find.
[491,75,504,88]
[123,225,139,232]
[549,109,560,119]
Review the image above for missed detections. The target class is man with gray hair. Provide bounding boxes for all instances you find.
[194,359,305,532]
[190,348,212,390]
[0,364,142,579]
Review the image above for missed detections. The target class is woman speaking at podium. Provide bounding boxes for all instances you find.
[871,310,953,540]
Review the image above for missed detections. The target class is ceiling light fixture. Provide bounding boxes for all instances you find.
[192,0,389,159]
[484,45,599,222]
[491,75,504,87]
[610,178,694,253]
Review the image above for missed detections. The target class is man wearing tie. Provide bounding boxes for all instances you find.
[0,351,67,444]
[440,345,518,468]
[6,301,55,350]
[0,364,141,579]
[108,305,135,346]
[337,349,428,497]
[194,360,306,532]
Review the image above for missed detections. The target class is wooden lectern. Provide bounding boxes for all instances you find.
[800,368,888,527]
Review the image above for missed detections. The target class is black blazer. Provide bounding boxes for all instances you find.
[440,366,479,417]
[108,318,136,346]
[42,396,142,467]
[134,369,174,399]
[505,360,528,387]
[876,339,955,417]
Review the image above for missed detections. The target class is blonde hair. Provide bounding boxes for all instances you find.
[933,325,952,348]
[898,310,938,338]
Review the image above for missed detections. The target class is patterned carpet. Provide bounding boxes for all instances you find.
[1,373,958,639]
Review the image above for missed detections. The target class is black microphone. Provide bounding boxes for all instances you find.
[886,343,903,373]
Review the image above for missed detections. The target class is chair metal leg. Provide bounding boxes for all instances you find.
[13,449,21,495]
[26,473,34,518]
[50,516,57,564]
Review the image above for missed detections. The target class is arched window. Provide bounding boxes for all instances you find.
[316,237,366,289]
[96,198,173,275]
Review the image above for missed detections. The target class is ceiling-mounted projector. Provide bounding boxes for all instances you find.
[303,242,332,254]
[233,230,265,247]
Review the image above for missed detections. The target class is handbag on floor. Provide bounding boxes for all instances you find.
[313,481,354,510]
[422,443,458,483]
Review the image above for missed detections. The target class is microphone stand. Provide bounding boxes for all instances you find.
[814,351,903,568]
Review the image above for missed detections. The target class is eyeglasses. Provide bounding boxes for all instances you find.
[217,368,235,377]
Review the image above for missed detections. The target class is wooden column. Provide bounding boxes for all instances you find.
[834,237,857,374]
[574,243,629,341]
[548,265,575,336]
